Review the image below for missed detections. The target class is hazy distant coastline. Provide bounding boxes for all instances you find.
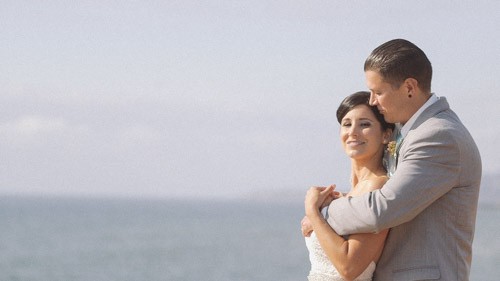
[0,173,498,206]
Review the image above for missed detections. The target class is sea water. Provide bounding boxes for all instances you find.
[0,196,497,281]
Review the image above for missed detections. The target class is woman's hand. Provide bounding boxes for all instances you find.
[304,185,337,217]
[301,216,313,237]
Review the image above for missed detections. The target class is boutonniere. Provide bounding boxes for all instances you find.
[387,141,397,158]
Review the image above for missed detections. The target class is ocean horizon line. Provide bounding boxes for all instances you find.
[1,192,499,209]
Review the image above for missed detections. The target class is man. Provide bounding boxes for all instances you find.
[304,39,481,280]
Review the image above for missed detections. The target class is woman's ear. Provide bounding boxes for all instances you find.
[382,128,392,144]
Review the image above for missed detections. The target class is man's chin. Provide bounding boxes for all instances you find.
[383,115,394,123]
[382,114,397,123]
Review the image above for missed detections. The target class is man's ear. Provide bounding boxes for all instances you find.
[404,78,419,96]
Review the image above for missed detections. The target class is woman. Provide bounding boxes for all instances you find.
[303,91,394,281]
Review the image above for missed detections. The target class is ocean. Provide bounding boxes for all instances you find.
[0,196,498,281]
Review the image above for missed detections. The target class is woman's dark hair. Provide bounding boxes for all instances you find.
[336,91,395,131]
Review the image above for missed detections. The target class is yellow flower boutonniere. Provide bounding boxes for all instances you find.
[387,141,397,158]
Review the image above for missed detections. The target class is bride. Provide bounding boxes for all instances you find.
[303,91,394,281]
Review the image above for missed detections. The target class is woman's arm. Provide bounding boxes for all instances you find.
[306,203,387,280]
[305,181,388,280]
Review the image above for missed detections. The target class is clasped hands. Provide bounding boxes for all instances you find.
[301,184,343,237]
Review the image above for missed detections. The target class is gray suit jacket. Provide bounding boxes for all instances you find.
[327,97,481,280]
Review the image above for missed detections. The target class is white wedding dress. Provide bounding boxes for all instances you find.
[305,231,376,281]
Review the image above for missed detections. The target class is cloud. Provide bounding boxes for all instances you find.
[0,115,68,141]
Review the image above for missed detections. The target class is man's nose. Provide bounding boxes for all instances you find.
[369,93,377,106]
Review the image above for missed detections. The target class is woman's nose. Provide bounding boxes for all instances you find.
[348,126,359,136]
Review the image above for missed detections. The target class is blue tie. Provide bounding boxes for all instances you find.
[395,129,404,160]
[395,130,403,149]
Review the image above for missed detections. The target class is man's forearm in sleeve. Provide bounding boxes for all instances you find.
[326,193,382,236]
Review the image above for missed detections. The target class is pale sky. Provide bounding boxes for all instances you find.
[1,0,499,199]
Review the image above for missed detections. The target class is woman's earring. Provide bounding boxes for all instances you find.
[408,92,412,98]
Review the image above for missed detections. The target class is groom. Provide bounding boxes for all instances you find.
[308,39,481,280]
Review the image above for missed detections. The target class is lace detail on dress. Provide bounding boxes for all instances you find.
[305,231,375,281]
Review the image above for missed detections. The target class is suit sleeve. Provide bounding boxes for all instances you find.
[327,126,461,235]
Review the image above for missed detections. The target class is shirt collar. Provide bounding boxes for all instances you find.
[400,93,439,138]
